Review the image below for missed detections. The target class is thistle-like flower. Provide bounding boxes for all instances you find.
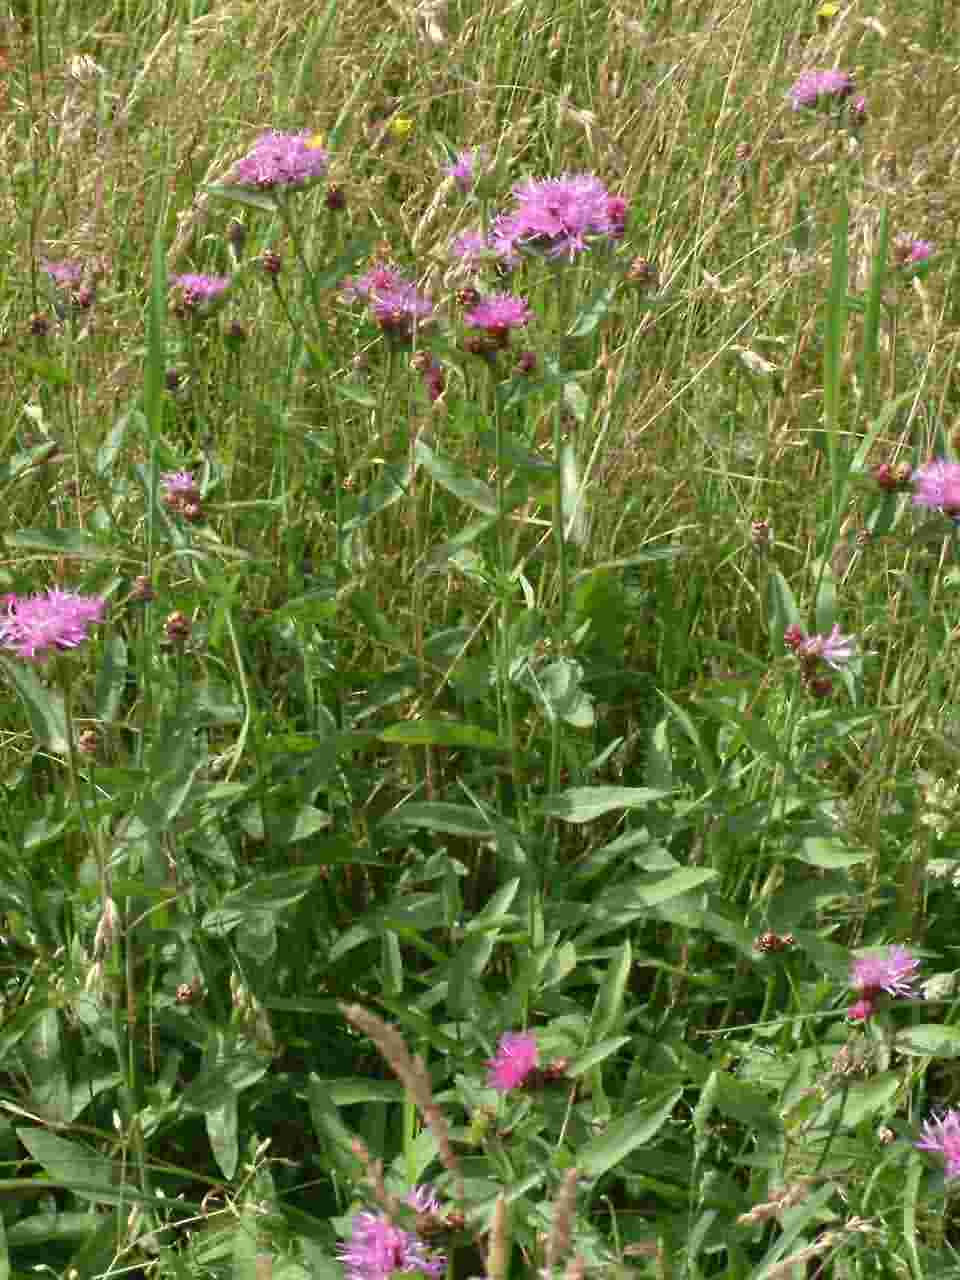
[486,1031,538,1092]
[0,590,106,662]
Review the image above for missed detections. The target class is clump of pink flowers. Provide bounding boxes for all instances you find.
[342,264,434,341]
[784,622,857,698]
[912,459,960,518]
[228,129,329,192]
[916,1110,960,1181]
[486,1030,538,1092]
[0,589,106,662]
[170,273,231,316]
[788,69,854,111]
[491,173,628,263]
[337,1187,446,1280]
[848,945,919,1021]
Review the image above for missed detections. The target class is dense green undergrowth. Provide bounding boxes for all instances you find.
[2,0,960,1276]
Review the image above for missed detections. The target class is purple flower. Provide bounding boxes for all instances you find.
[788,69,854,110]
[342,264,406,302]
[0,590,106,662]
[464,292,531,334]
[170,273,231,313]
[405,1186,441,1216]
[917,1110,960,1180]
[337,1203,445,1280]
[445,147,487,194]
[912,459,960,516]
[894,234,934,268]
[371,284,434,338]
[229,130,329,191]
[849,95,867,125]
[161,471,199,498]
[450,230,490,267]
[799,624,856,670]
[41,259,84,288]
[850,945,919,1000]
[493,173,627,262]
[486,1031,538,1092]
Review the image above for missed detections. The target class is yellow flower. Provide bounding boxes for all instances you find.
[306,133,326,151]
[816,2,839,17]
[389,116,414,140]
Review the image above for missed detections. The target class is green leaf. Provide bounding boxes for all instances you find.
[204,181,279,212]
[181,1050,269,1113]
[578,1090,681,1180]
[796,837,870,869]
[533,659,595,728]
[207,1095,239,1180]
[567,282,618,338]
[380,720,508,751]
[0,655,68,753]
[342,464,413,531]
[415,438,498,515]
[232,1202,260,1280]
[767,568,801,643]
[16,1130,137,1205]
[539,786,669,823]
[895,1025,960,1058]
[203,868,321,933]
[389,802,494,838]
[590,940,632,1040]
[567,1036,632,1076]
[6,528,114,559]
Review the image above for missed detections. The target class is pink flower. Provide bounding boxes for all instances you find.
[800,624,856,670]
[917,1110,960,1181]
[894,235,934,268]
[847,998,875,1022]
[41,259,84,287]
[464,292,531,334]
[492,174,627,262]
[337,1195,445,1280]
[170,273,231,313]
[913,459,960,516]
[486,1031,538,1092]
[342,265,406,301]
[445,147,488,194]
[161,471,199,498]
[1,590,106,662]
[450,230,490,267]
[850,945,919,1000]
[788,70,854,110]
[370,284,434,338]
[229,130,329,191]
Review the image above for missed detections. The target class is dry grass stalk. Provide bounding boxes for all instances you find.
[544,1167,578,1275]
[341,1004,463,1200]
[486,1194,509,1280]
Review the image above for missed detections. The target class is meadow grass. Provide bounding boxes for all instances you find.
[2,0,960,1275]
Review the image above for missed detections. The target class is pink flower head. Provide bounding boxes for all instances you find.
[913,459,960,516]
[229,130,329,191]
[493,173,627,262]
[337,1206,445,1280]
[342,264,405,302]
[464,292,531,335]
[848,95,867,125]
[1,589,106,662]
[450,230,490,267]
[41,259,84,288]
[799,624,857,670]
[894,235,934,268]
[161,470,199,499]
[486,1030,538,1092]
[788,69,854,110]
[445,147,488,194]
[850,945,919,1000]
[917,1110,960,1181]
[170,273,231,313]
[847,997,875,1022]
[370,284,434,338]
